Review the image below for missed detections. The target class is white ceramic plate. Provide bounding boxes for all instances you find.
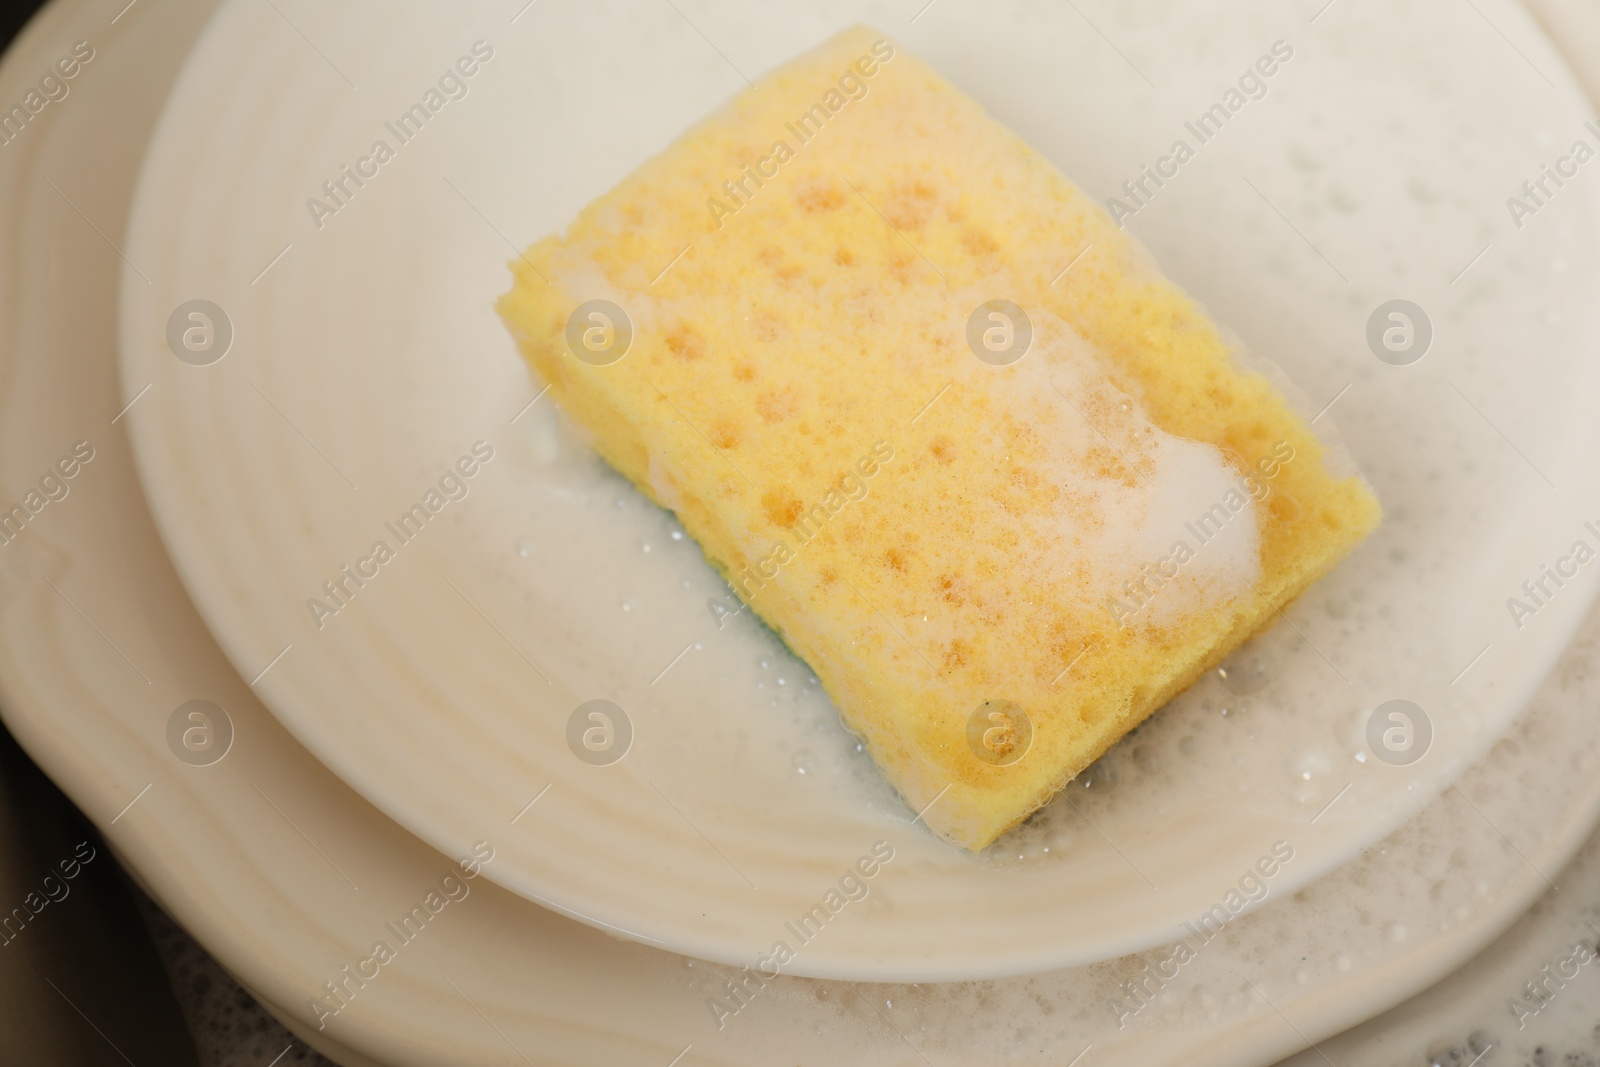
[116,0,1600,978]
[3,0,1600,1063]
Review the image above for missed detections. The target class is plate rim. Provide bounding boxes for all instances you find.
[111,0,1600,980]
[1,0,1599,1062]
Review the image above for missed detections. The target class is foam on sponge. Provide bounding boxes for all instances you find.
[496,26,1380,850]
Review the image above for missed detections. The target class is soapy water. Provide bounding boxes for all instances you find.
[497,0,1600,1029]
[478,0,1600,876]
[502,228,1377,880]
[459,0,1600,1002]
[460,0,1600,1056]
[507,388,1363,873]
[508,388,1324,857]
[664,667,1600,1065]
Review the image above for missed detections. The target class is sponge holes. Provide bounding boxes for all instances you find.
[966,699,1033,766]
[1267,491,1300,524]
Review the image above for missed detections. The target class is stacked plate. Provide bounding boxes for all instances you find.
[3,0,1600,1062]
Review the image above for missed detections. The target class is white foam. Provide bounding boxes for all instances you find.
[469,0,1600,1002]
[983,308,1262,634]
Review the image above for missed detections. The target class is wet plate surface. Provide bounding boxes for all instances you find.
[117,0,1600,977]
[5,0,1600,1063]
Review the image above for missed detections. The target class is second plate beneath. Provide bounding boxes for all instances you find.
[119,0,1600,978]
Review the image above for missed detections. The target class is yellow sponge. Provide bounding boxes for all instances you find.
[496,26,1380,850]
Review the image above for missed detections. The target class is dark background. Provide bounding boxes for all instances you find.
[0,2,41,58]
[0,727,198,1065]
